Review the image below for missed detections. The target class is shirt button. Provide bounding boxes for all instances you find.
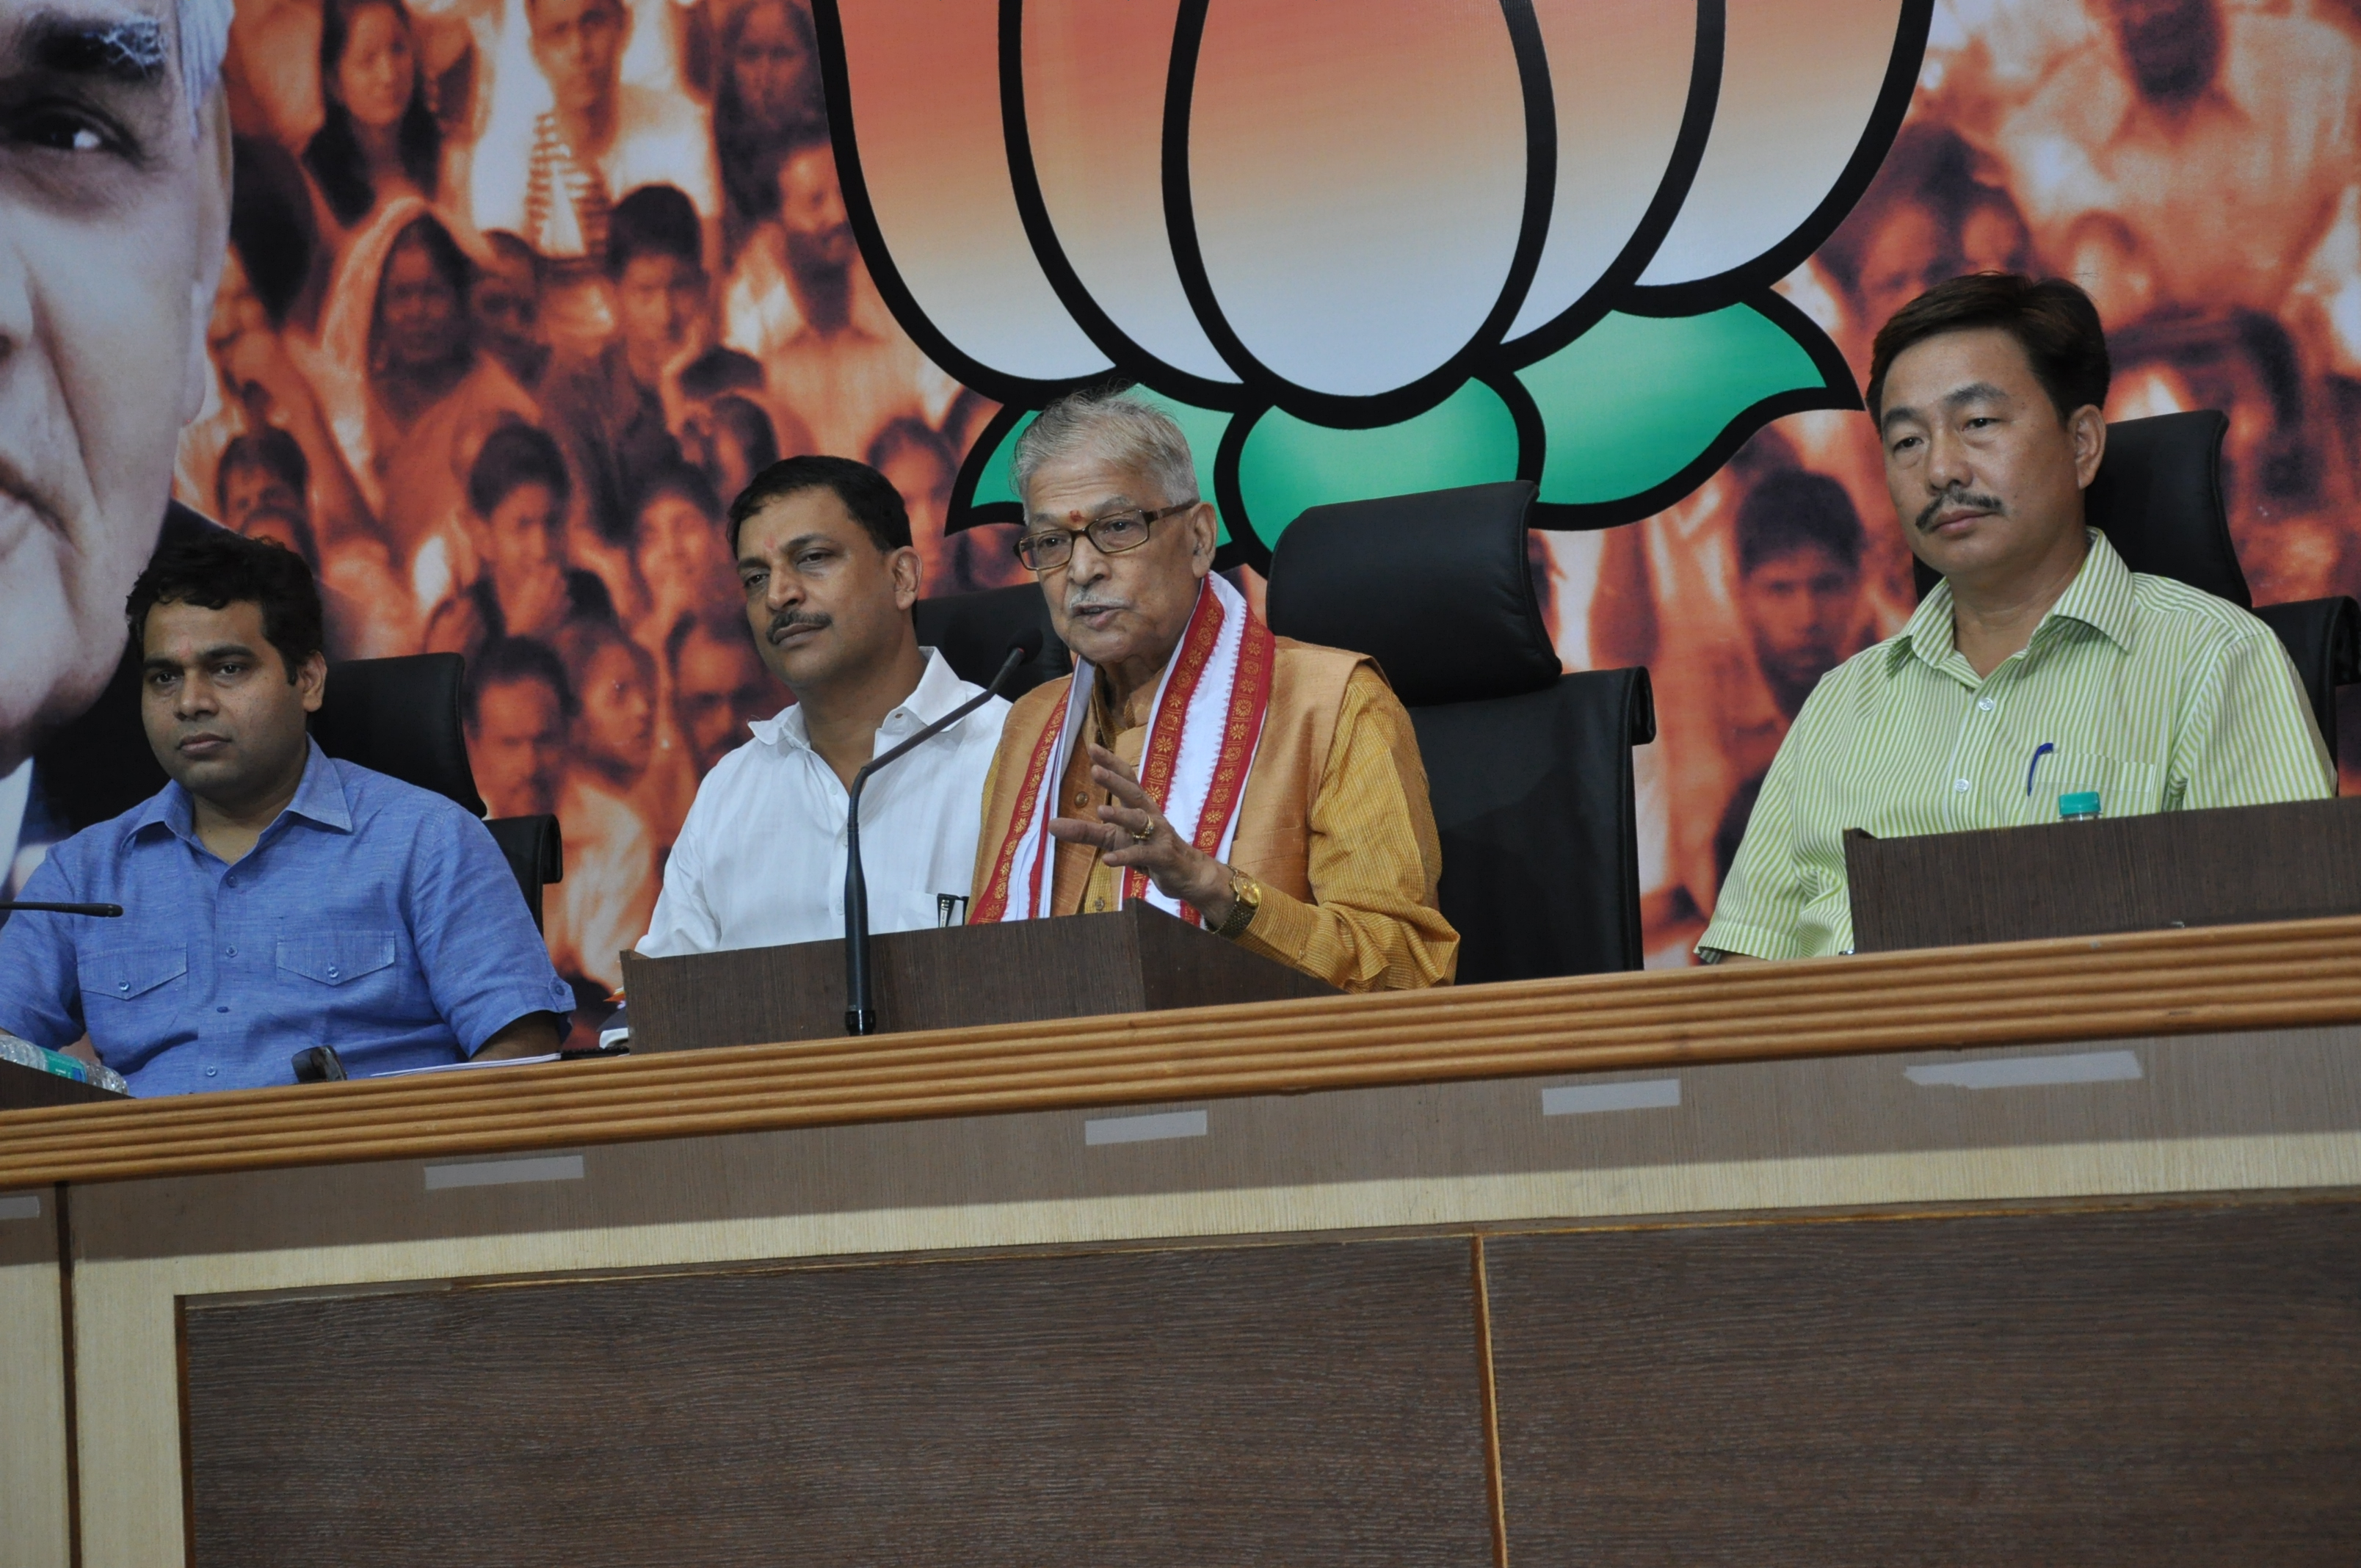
[1091,897,1106,912]
[225,946,237,957]
[205,1067,218,1078]
[117,981,129,992]
[1953,778,1971,793]
[327,966,339,978]
[217,1005,229,1013]
[1976,698,1995,712]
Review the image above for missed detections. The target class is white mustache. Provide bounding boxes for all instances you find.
[1065,596,1127,615]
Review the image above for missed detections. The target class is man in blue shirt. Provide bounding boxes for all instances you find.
[0,531,572,1094]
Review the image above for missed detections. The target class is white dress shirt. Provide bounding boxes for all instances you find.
[636,649,1009,957]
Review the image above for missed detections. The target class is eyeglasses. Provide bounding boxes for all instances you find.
[1013,501,1196,573]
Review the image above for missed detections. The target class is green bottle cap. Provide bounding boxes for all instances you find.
[2058,791,2102,819]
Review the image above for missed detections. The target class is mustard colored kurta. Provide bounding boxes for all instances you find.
[974,637,1458,990]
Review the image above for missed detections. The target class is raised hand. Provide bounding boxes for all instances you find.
[1045,742,1237,926]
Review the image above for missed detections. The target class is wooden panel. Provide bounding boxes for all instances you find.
[623,901,1328,1053]
[181,1240,1494,1567]
[1,1057,120,1110]
[10,912,2361,1186]
[54,1026,2361,1567]
[1847,796,2361,951]
[0,1189,71,1568]
[1485,1198,2361,1564]
[52,1028,2361,1264]
[1129,899,1340,1011]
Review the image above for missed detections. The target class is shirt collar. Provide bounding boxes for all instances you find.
[1889,529,2136,674]
[284,739,357,832]
[2042,529,2139,654]
[749,647,973,756]
[123,738,353,847]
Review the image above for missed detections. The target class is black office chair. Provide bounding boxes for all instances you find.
[913,582,1072,697]
[309,654,563,929]
[32,502,213,834]
[1912,410,2360,755]
[1265,480,1655,982]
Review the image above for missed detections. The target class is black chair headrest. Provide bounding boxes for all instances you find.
[913,583,1073,698]
[310,653,487,817]
[1912,410,2249,606]
[1264,481,1561,707]
[2083,409,2248,606]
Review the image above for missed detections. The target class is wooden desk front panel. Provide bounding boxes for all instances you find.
[1490,1201,2361,1565]
[167,1198,2361,1567]
[0,1188,70,1568]
[51,1025,2361,1566]
[181,1241,1495,1567]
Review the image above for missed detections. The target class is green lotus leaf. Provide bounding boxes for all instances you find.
[967,391,1235,545]
[1517,304,1837,507]
[1233,380,1520,548]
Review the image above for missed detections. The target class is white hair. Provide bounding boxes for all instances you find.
[179,0,234,133]
[1011,387,1200,513]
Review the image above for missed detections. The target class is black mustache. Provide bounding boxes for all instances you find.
[769,609,832,638]
[1917,490,2006,531]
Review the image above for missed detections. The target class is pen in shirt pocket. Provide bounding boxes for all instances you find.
[2025,741,2054,796]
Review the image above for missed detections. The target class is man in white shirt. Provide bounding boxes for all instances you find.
[637,456,1009,954]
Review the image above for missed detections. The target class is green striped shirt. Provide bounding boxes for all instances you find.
[1701,531,2335,960]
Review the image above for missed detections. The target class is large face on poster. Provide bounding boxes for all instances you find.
[10,0,2361,991]
[0,0,228,781]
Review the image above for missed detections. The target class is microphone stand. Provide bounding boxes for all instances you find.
[844,637,1040,1036]
[0,902,123,916]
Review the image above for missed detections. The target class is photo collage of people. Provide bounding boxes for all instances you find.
[189,0,2361,1010]
[195,0,1034,1024]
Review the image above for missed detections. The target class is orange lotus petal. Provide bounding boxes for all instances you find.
[1507,0,1702,340]
[1640,0,1913,286]
[833,0,1111,382]
[1021,0,1238,385]
[1183,0,1535,398]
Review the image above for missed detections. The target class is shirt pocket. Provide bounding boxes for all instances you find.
[79,944,192,1059]
[2030,747,2169,822]
[276,934,400,988]
[81,945,189,1003]
[871,889,964,934]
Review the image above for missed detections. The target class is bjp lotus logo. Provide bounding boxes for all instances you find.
[815,0,1932,565]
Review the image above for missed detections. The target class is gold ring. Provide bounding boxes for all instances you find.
[1131,823,1156,843]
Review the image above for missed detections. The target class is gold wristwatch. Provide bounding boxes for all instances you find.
[1213,870,1261,940]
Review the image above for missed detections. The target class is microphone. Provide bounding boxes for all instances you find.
[0,902,123,916]
[844,631,1044,1036]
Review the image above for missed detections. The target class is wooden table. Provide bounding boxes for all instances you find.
[7,917,2361,1566]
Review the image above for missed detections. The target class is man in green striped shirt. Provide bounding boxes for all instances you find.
[1702,274,2332,963]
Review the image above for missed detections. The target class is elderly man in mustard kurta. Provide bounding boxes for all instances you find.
[969,389,1457,990]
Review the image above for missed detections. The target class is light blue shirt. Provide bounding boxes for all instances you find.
[0,741,573,1095]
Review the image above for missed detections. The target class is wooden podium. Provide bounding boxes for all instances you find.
[1846,795,2361,951]
[620,901,1336,1053]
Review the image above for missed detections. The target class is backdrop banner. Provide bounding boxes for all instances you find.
[12,0,2359,1018]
